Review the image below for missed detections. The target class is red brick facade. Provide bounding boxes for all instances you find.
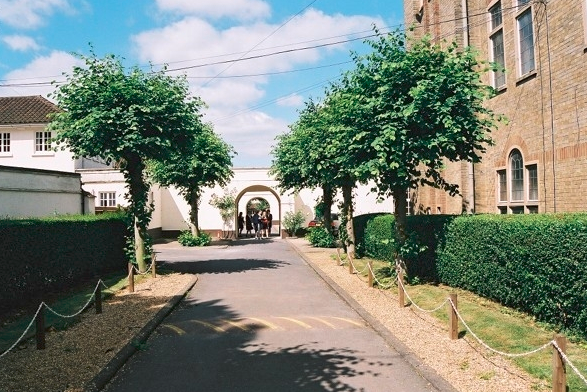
[404,0,587,214]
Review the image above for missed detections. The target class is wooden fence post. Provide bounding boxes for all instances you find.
[95,284,102,314]
[449,293,458,340]
[398,269,405,308]
[552,334,567,392]
[36,305,45,350]
[348,253,354,274]
[152,253,157,278]
[128,263,135,293]
[367,260,374,287]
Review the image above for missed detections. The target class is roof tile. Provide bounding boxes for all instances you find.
[0,96,60,125]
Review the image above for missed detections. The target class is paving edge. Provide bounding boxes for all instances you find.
[286,239,459,392]
[84,275,199,392]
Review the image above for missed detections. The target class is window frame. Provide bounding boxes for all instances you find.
[496,149,539,214]
[488,1,506,89]
[34,131,53,155]
[0,132,10,155]
[99,191,117,207]
[515,2,536,78]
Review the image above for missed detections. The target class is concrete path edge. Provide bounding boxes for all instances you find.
[84,275,199,392]
[287,239,459,392]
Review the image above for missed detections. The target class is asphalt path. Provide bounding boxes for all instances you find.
[102,238,448,392]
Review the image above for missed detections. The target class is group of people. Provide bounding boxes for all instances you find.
[238,209,273,239]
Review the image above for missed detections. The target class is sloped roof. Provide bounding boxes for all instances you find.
[0,95,60,125]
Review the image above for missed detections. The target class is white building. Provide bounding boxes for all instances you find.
[1,95,393,235]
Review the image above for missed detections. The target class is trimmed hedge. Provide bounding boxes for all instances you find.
[437,213,587,337]
[0,213,129,314]
[352,212,587,338]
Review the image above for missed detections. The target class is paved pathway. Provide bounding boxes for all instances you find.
[103,238,447,392]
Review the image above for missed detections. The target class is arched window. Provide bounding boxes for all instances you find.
[510,149,524,201]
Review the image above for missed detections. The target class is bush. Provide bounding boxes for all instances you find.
[437,213,587,338]
[178,230,211,247]
[0,213,128,315]
[306,227,336,248]
[282,211,306,236]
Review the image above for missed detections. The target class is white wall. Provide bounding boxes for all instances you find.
[0,124,77,172]
[0,165,89,218]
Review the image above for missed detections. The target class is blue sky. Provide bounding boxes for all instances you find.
[0,0,404,167]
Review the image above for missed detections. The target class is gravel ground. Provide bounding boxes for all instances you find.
[0,239,549,392]
[288,238,549,392]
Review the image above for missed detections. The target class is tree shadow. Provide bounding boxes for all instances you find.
[106,298,396,392]
[159,258,288,275]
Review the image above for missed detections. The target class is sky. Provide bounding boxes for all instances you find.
[0,0,404,167]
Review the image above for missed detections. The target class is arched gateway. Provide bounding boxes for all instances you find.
[234,184,282,237]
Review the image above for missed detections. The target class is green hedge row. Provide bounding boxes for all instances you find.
[353,212,587,338]
[0,213,129,315]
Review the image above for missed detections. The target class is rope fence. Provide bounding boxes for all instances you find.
[333,245,587,391]
[0,254,158,357]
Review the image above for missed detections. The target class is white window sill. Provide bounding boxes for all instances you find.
[0,153,12,157]
[33,152,55,157]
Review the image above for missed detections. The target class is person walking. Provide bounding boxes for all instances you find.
[260,210,269,238]
[245,212,253,238]
[266,209,273,236]
[252,210,260,239]
[237,212,244,237]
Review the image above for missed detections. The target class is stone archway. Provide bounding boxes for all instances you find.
[235,185,282,238]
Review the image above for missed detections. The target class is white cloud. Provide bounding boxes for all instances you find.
[155,0,270,21]
[130,7,384,166]
[0,51,83,98]
[0,0,72,29]
[276,94,303,107]
[2,35,41,52]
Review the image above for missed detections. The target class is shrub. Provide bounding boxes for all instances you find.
[178,230,211,247]
[306,226,336,248]
[282,211,306,236]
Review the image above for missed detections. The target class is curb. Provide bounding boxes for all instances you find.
[85,275,199,392]
[286,239,458,392]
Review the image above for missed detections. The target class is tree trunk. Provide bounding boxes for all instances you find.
[392,187,408,275]
[127,157,150,273]
[189,192,201,237]
[341,184,356,258]
[134,216,146,272]
[323,185,333,233]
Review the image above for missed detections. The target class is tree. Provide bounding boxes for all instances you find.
[49,52,203,272]
[209,188,237,238]
[347,30,500,274]
[149,123,234,237]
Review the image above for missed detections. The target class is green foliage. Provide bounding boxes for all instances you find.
[282,211,306,236]
[306,227,336,248]
[0,214,128,315]
[209,188,237,230]
[148,123,234,236]
[49,50,203,270]
[177,230,211,247]
[437,213,587,338]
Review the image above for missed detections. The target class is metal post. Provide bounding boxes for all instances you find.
[36,305,45,350]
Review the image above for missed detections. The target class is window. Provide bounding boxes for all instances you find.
[498,170,507,201]
[0,132,10,153]
[99,192,116,207]
[35,131,52,152]
[489,2,506,88]
[510,150,524,201]
[517,7,535,75]
[527,164,538,200]
[496,149,539,213]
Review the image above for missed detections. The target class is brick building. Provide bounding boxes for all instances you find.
[403,0,587,214]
